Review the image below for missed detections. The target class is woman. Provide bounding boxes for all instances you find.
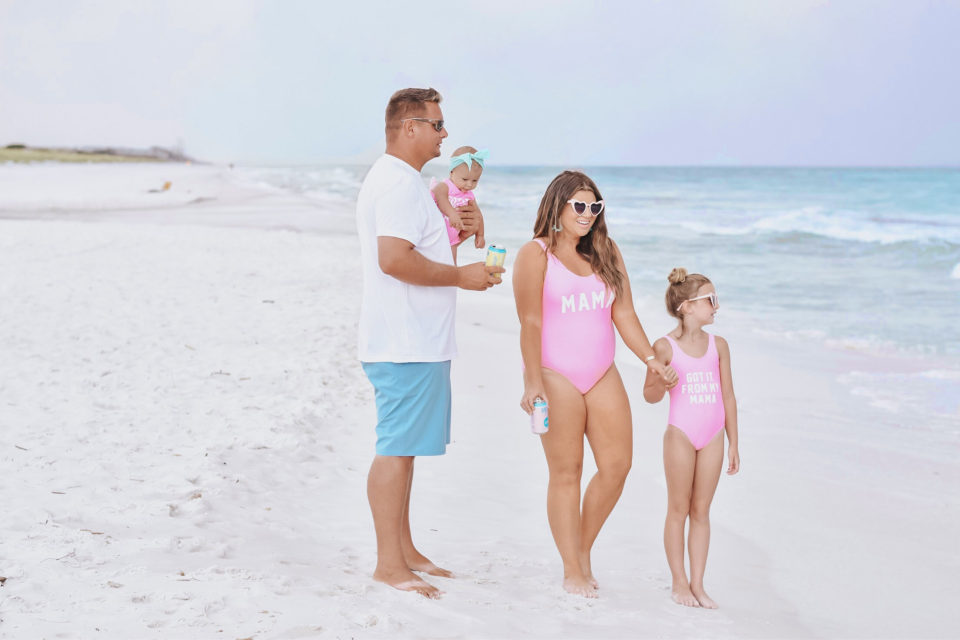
[513,170,677,598]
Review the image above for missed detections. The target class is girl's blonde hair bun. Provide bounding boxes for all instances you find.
[668,267,688,285]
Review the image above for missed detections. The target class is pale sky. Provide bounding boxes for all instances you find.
[1,0,958,166]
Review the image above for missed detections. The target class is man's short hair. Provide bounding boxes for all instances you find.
[385,88,443,137]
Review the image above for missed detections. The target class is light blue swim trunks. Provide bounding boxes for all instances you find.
[361,361,452,456]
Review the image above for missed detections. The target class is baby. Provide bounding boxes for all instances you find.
[430,146,487,258]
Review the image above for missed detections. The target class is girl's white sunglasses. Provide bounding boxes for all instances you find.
[677,292,719,312]
[567,199,604,217]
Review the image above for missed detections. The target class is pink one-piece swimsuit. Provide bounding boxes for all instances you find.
[535,238,615,394]
[429,177,473,245]
[665,333,726,449]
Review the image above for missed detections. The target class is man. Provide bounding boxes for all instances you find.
[356,88,504,598]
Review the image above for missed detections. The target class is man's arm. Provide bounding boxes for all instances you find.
[456,200,482,245]
[378,236,502,290]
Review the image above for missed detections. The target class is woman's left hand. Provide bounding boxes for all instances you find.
[647,359,678,388]
[662,364,679,389]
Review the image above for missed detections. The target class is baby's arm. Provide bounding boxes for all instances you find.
[716,335,740,474]
[430,182,464,229]
[642,338,673,403]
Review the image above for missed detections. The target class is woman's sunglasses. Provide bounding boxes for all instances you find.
[677,292,719,312]
[567,199,604,216]
[400,117,445,132]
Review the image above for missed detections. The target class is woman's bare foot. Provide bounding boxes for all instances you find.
[563,575,599,599]
[579,552,599,589]
[408,559,454,578]
[404,551,454,578]
[374,568,442,599]
[671,581,700,607]
[691,586,718,609]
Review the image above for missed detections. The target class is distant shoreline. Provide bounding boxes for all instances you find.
[0,144,194,164]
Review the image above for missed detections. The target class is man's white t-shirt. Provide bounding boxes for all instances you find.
[356,154,457,363]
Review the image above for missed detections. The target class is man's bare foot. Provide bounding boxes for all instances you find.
[691,586,718,609]
[563,575,599,599]
[671,582,700,607]
[373,569,442,599]
[404,551,454,578]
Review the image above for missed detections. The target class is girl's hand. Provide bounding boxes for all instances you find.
[726,446,740,475]
[647,360,678,387]
[662,364,679,389]
[520,384,547,415]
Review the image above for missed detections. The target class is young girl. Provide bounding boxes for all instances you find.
[430,146,487,259]
[643,267,740,609]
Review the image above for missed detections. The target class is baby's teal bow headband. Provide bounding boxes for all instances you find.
[449,149,489,171]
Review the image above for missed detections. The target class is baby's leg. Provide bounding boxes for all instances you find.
[688,430,724,608]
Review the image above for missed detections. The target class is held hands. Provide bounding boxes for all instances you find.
[647,360,679,389]
[456,262,505,290]
[726,445,740,475]
[662,364,679,389]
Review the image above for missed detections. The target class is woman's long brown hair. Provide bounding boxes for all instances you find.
[533,170,624,298]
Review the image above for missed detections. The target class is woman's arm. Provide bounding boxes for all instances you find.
[643,338,673,403]
[513,240,548,414]
[716,335,740,474]
[609,242,678,387]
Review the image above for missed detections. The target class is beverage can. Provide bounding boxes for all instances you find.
[531,398,549,434]
[485,245,506,280]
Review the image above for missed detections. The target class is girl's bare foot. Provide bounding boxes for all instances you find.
[691,586,718,609]
[671,581,700,607]
[374,568,442,599]
[563,575,599,599]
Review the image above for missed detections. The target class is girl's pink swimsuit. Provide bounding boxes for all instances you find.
[535,238,615,393]
[429,178,474,245]
[665,333,726,449]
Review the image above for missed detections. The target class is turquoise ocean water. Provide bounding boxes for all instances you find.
[238,165,960,441]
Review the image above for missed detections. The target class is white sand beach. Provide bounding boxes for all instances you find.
[1,163,957,639]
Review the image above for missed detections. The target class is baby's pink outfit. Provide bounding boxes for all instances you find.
[430,178,475,245]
